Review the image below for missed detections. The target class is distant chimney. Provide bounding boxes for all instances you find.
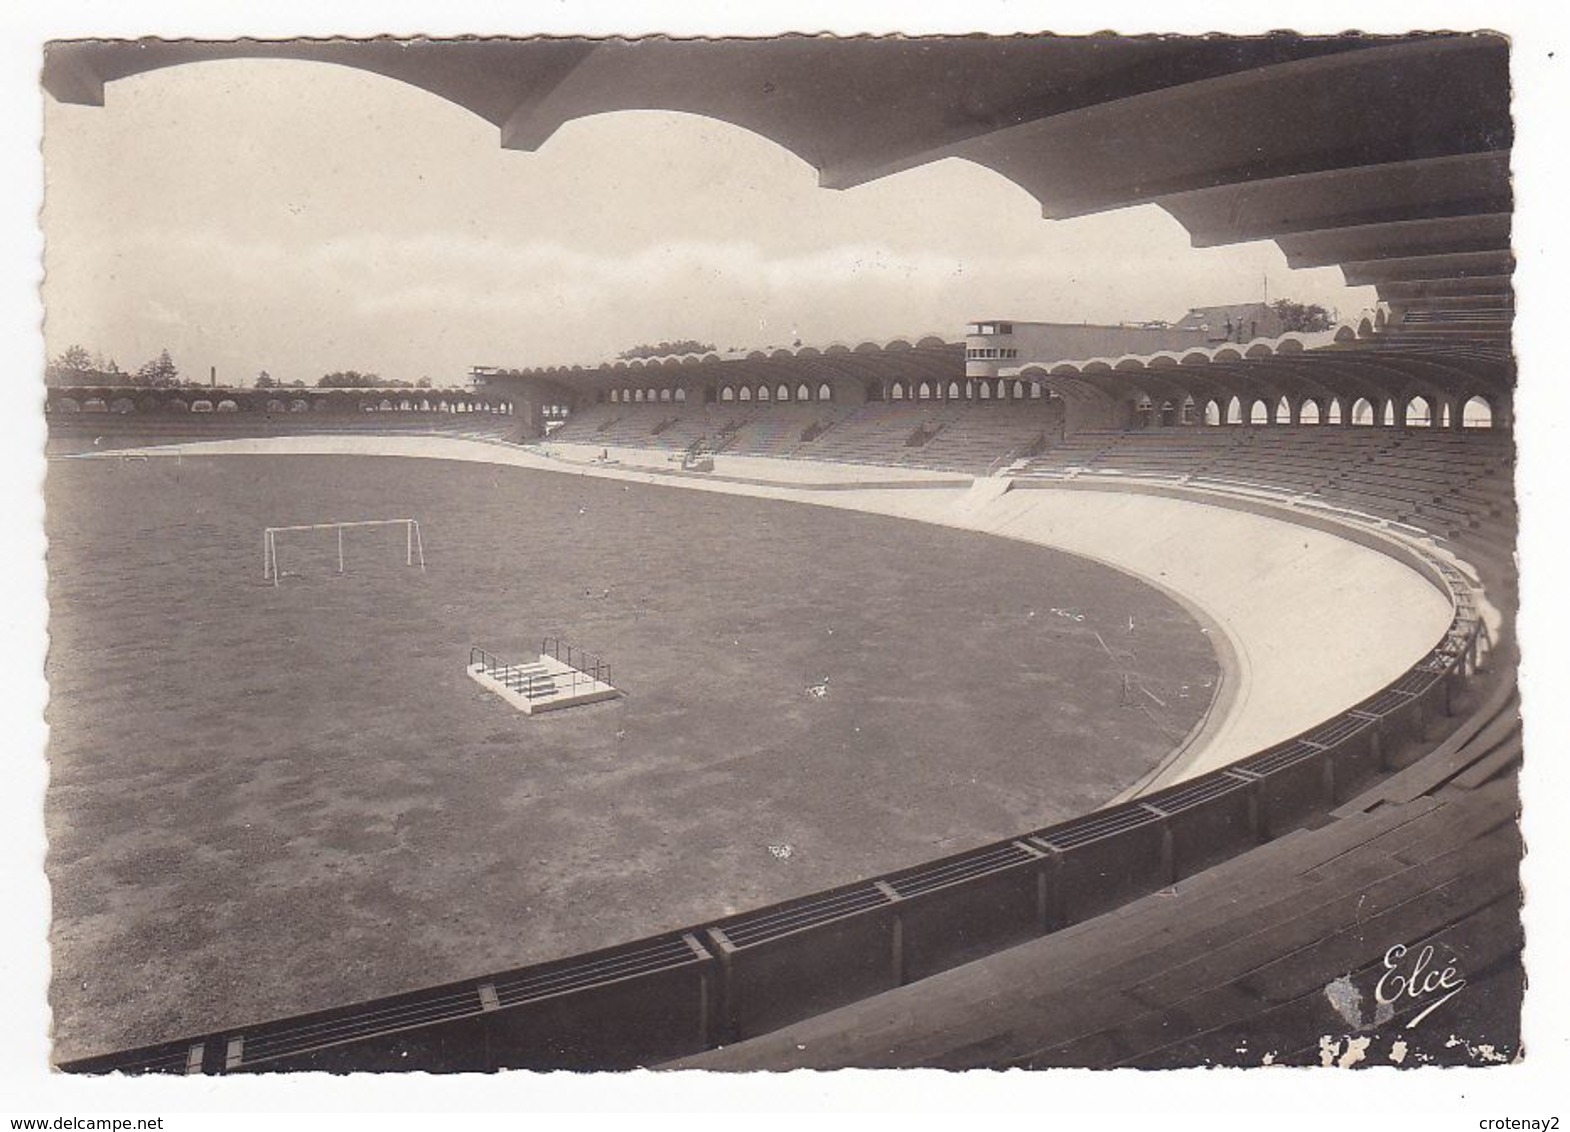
[210,365,216,388]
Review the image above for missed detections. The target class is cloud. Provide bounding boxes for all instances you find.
[45,76,1377,380]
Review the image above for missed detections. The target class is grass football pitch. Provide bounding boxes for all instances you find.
[45,451,1217,1058]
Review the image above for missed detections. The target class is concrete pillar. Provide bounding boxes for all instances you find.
[512,397,543,438]
[1144,806,1177,883]
[1037,842,1067,931]
[681,932,720,1053]
[1243,777,1265,843]
[874,881,906,986]
[1494,392,1513,431]
[1059,392,1118,433]
[704,928,741,1046]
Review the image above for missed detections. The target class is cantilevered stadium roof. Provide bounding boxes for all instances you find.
[43,34,1512,316]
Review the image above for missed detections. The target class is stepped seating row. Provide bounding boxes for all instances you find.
[1012,426,1514,540]
[891,408,1053,473]
[1088,432,1239,479]
[548,402,1060,469]
[1454,477,1517,518]
[547,404,620,444]
[552,409,1514,541]
[720,406,832,458]
[642,410,724,453]
[1006,430,1126,475]
[550,404,840,459]
[804,403,970,466]
[549,405,708,450]
[1385,309,1514,345]
[600,412,681,448]
[1319,436,1512,533]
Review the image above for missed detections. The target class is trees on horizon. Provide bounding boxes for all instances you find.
[616,339,717,361]
[319,370,408,388]
[49,348,445,390]
[133,349,180,387]
[1271,300,1334,333]
[46,344,121,385]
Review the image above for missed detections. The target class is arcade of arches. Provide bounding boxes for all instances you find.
[46,387,516,418]
[46,373,1508,440]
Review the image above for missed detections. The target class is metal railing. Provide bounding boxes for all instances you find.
[471,642,614,702]
[982,436,1045,477]
[468,646,557,700]
[541,637,611,686]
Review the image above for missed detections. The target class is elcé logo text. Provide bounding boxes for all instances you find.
[1375,941,1467,1028]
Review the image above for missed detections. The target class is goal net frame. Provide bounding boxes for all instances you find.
[263,518,425,586]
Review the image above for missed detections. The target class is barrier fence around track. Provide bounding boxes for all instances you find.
[61,540,1488,1075]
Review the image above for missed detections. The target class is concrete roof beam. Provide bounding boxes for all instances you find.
[1343,249,1515,287]
[1157,151,1513,247]
[1276,213,1512,269]
[944,36,1508,221]
[1379,276,1515,302]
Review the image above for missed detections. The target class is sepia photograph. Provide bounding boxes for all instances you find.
[7,0,1569,1121]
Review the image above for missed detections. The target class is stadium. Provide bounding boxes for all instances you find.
[40,34,1519,1073]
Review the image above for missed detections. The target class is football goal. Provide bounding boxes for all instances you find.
[263,518,425,586]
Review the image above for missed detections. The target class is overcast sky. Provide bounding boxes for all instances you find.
[42,56,1376,387]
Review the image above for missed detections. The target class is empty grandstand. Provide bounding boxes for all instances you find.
[39,30,1520,1077]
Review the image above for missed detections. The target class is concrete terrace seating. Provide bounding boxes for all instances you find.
[1383,307,1514,347]
[896,406,1051,473]
[1190,430,1387,495]
[790,403,953,466]
[646,405,744,455]
[742,402,1049,470]
[551,405,844,460]
[593,409,676,448]
[720,406,836,458]
[546,404,620,444]
[1009,426,1514,541]
[556,401,1060,471]
[1007,434,1115,477]
[1080,428,1241,480]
